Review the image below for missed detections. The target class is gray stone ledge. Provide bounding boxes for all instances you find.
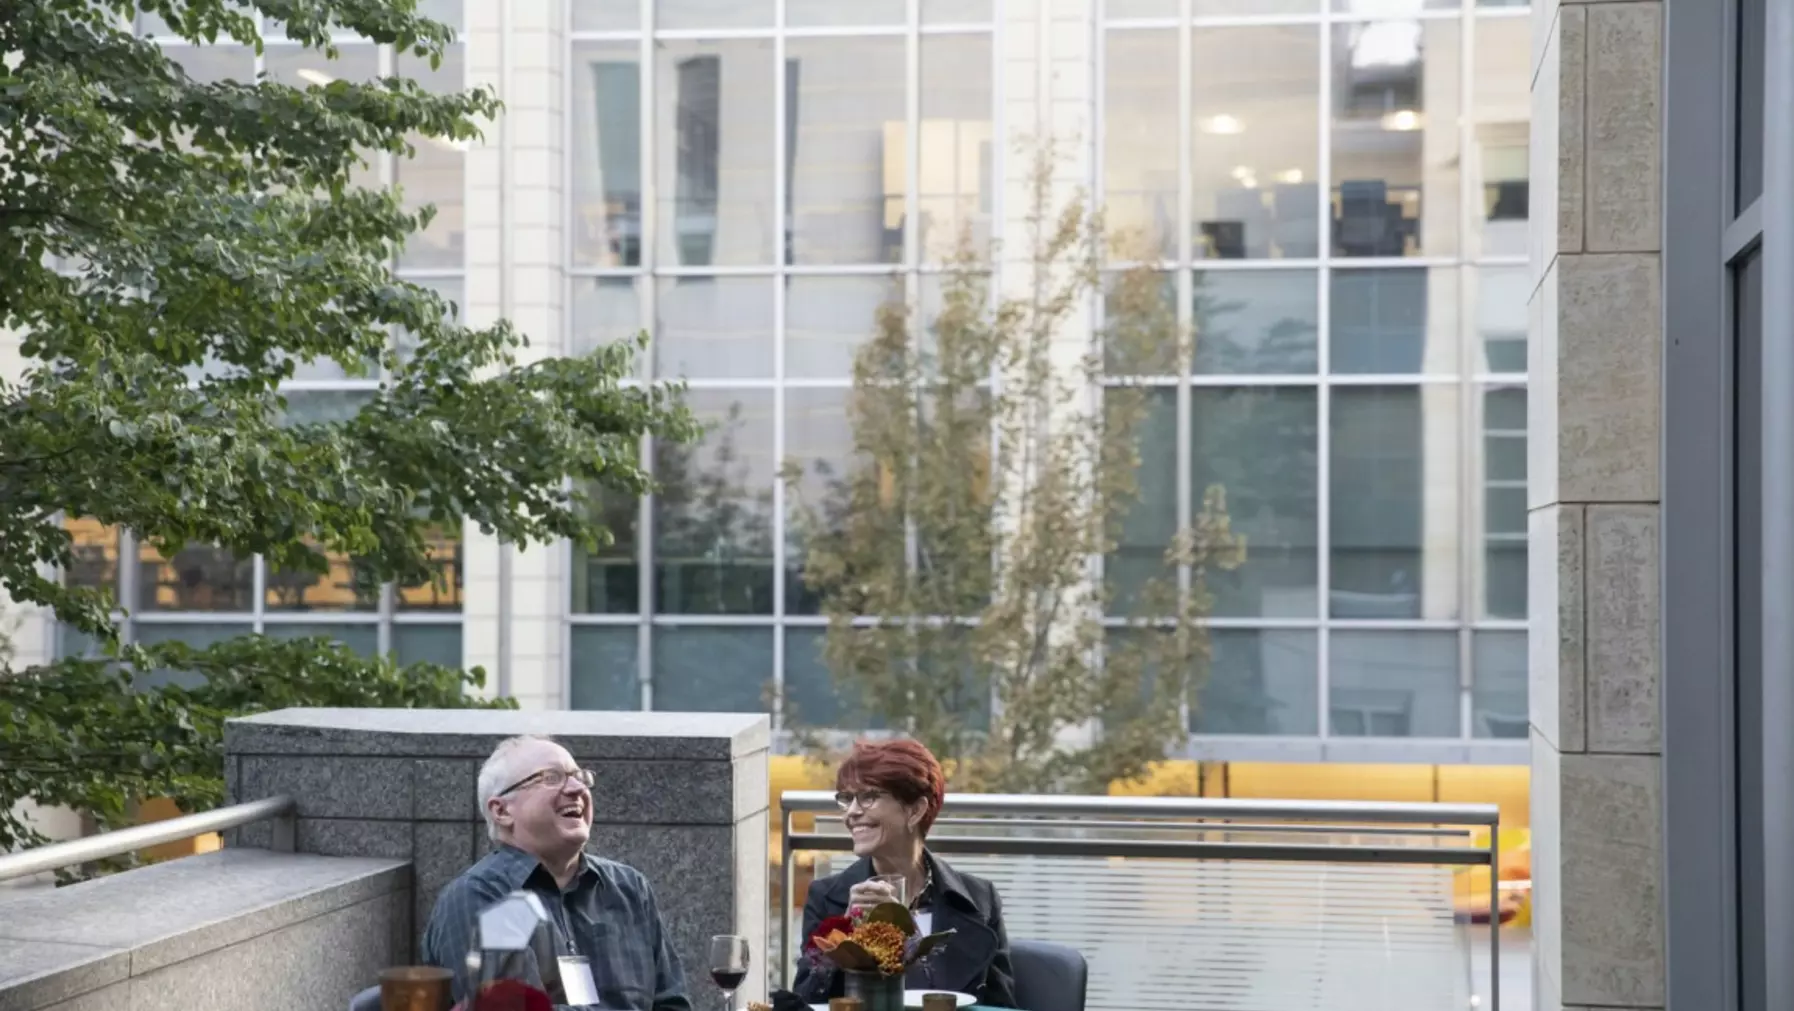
[227,708,771,760]
[0,850,405,1011]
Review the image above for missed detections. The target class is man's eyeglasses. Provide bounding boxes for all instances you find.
[498,767,596,797]
[834,789,890,811]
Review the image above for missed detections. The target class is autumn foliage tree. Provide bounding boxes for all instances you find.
[783,149,1245,794]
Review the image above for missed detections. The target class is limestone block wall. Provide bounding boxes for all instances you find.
[1527,0,1666,1006]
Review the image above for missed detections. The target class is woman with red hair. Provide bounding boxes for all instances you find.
[791,739,1016,1008]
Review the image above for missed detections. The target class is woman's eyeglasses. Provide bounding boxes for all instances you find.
[834,789,890,811]
[499,767,596,797]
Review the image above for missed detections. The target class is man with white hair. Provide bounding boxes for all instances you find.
[422,735,692,1011]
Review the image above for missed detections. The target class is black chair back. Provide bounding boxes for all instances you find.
[1009,939,1088,1011]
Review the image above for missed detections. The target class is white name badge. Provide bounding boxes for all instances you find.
[559,955,601,1007]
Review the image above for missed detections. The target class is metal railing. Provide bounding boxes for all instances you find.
[779,790,1503,1010]
[0,795,295,884]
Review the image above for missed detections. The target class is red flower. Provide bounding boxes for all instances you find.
[475,980,553,1011]
[805,914,855,951]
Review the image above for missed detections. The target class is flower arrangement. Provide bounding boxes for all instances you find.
[804,902,954,978]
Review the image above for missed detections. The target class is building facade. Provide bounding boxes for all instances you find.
[5,0,1535,769]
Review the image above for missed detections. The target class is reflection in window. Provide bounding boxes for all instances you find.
[651,625,773,711]
[785,275,899,378]
[1482,387,1527,619]
[64,519,120,599]
[787,37,905,265]
[919,34,994,262]
[1330,386,1460,620]
[1193,387,1320,618]
[1330,20,1461,257]
[1472,18,1530,257]
[784,627,886,728]
[1329,268,1460,374]
[570,44,643,267]
[393,623,462,669]
[134,623,253,689]
[1193,630,1320,735]
[264,622,379,655]
[1475,266,1529,373]
[783,388,858,616]
[658,40,776,266]
[397,527,464,611]
[569,277,641,360]
[393,48,466,270]
[654,276,774,380]
[1104,30,1179,258]
[1191,27,1321,260]
[1107,390,1179,612]
[572,483,641,616]
[265,542,378,612]
[1472,631,1527,738]
[1191,269,1319,374]
[653,392,776,615]
[1329,631,1459,737]
[138,543,255,612]
[656,0,774,30]
[570,626,641,710]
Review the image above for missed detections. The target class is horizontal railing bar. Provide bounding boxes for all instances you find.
[786,831,1495,866]
[846,816,1475,838]
[0,796,295,884]
[782,790,1501,826]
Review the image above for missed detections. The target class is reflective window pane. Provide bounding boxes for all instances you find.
[1330,20,1461,257]
[570,43,643,267]
[789,0,906,26]
[1329,267,1460,374]
[573,483,642,615]
[787,37,905,266]
[919,35,994,263]
[654,276,774,379]
[1191,27,1322,260]
[1330,386,1460,619]
[263,622,379,655]
[1103,270,1179,376]
[393,623,462,669]
[786,275,898,378]
[1329,631,1460,737]
[570,626,642,710]
[397,527,463,611]
[1475,265,1528,373]
[418,0,464,31]
[653,391,776,615]
[394,48,466,269]
[655,0,774,30]
[651,626,774,711]
[1193,630,1320,735]
[1105,30,1178,259]
[784,389,870,615]
[266,544,378,612]
[1334,0,1458,13]
[264,45,385,199]
[784,627,888,728]
[571,1,640,31]
[570,277,642,359]
[1473,630,1527,738]
[1482,386,1527,619]
[138,544,254,612]
[134,623,252,689]
[279,388,377,425]
[1106,389,1178,613]
[656,39,776,266]
[1192,269,1320,374]
[923,0,993,20]
[395,276,465,363]
[1194,387,1321,617]
[1471,18,1529,258]
[64,518,119,600]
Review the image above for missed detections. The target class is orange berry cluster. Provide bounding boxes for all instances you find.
[854,921,908,974]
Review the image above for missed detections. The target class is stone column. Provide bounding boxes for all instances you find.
[1527,0,1665,1007]
[224,709,771,1001]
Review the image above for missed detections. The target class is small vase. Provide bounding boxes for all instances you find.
[842,969,905,1011]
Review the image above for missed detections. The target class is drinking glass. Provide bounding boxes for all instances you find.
[708,934,751,1011]
[870,872,907,906]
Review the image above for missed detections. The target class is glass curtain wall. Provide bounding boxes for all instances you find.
[1100,0,1530,747]
[59,5,468,668]
[566,0,996,717]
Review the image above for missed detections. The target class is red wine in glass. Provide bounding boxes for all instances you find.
[709,935,750,1011]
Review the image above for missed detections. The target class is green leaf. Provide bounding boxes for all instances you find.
[824,940,884,972]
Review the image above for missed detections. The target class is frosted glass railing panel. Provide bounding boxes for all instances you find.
[816,853,1470,1011]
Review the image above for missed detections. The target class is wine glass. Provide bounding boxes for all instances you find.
[709,934,751,1011]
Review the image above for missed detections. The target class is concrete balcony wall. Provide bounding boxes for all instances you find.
[222,708,772,1002]
[0,849,408,1011]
